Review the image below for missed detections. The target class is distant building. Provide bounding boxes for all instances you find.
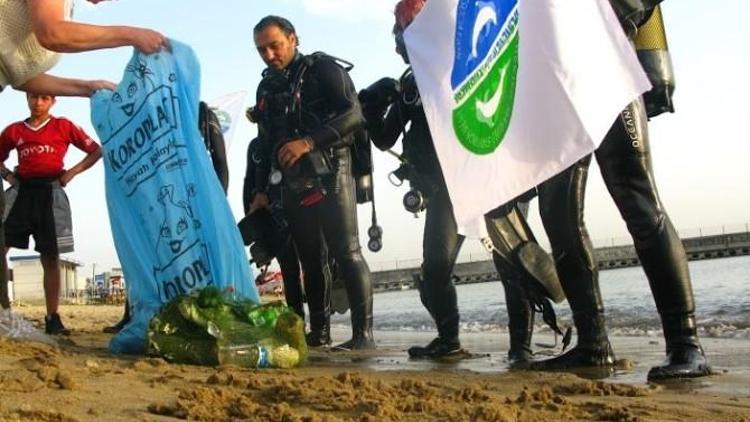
[103,268,125,290]
[8,255,82,303]
[87,267,126,304]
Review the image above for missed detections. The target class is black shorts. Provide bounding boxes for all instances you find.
[3,178,74,255]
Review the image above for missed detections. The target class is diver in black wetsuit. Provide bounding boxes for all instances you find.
[362,0,565,362]
[251,16,374,351]
[242,135,305,319]
[530,1,711,380]
[199,101,229,193]
[364,65,467,358]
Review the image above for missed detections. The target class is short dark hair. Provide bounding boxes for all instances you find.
[254,15,297,37]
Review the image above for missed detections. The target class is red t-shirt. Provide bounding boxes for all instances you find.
[0,116,99,178]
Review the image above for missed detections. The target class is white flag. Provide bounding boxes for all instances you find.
[206,91,247,147]
[405,0,651,236]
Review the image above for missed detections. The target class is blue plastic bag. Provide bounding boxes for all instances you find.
[90,40,258,353]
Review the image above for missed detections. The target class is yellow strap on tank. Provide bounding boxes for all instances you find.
[634,5,669,50]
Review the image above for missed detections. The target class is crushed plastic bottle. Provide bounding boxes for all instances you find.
[217,343,271,368]
[216,343,300,369]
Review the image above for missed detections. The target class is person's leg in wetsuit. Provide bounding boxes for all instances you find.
[275,238,305,319]
[532,156,615,370]
[407,182,464,358]
[485,201,538,366]
[494,251,535,364]
[319,148,375,351]
[284,194,333,347]
[595,99,710,380]
[531,100,711,379]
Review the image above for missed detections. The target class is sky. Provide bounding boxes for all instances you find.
[1,0,748,276]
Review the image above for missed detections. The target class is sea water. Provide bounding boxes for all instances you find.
[332,255,750,339]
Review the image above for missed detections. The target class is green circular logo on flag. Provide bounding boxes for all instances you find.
[451,1,519,155]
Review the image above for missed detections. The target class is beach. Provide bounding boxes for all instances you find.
[1,304,749,421]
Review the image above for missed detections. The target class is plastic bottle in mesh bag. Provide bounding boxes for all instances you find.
[216,341,300,369]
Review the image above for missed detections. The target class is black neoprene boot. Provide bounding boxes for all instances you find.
[507,315,533,366]
[503,277,534,366]
[647,313,712,380]
[333,324,375,351]
[103,300,131,334]
[333,327,375,351]
[408,312,461,359]
[333,281,375,351]
[408,280,461,359]
[408,336,462,359]
[627,219,712,380]
[530,310,614,370]
[306,309,331,347]
[305,326,331,347]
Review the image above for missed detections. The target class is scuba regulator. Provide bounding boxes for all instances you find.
[386,150,431,217]
[357,78,405,253]
[403,186,428,215]
[351,126,383,253]
[360,75,432,218]
[358,139,383,253]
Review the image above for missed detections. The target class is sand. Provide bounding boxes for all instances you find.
[1,304,749,421]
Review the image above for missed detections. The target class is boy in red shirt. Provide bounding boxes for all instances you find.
[0,93,101,335]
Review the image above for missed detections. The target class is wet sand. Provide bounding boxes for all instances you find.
[1,304,749,421]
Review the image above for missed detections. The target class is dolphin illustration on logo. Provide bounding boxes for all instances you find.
[471,4,498,58]
[451,0,519,155]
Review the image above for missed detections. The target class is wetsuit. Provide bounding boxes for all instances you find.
[254,52,374,350]
[531,0,710,380]
[366,69,545,360]
[199,101,229,193]
[243,137,304,318]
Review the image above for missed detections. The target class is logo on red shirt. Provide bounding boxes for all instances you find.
[19,144,57,159]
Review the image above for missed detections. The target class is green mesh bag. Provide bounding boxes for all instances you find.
[147,287,307,368]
